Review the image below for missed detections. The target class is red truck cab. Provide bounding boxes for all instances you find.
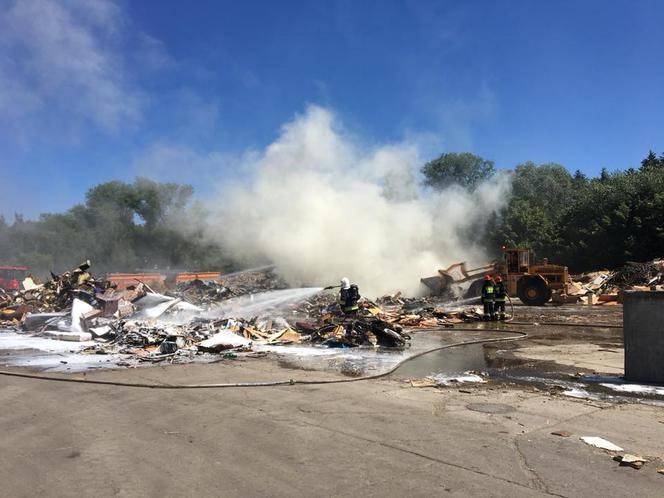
[0,266,28,291]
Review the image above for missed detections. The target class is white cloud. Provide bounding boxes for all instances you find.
[0,0,143,132]
[134,33,174,71]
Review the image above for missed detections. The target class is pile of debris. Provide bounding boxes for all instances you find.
[0,261,427,367]
[46,296,414,362]
[565,257,664,305]
[216,266,288,298]
[612,260,664,287]
[0,259,504,369]
[0,261,116,326]
[165,267,289,308]
[170,279,232,306]
[287,292,482,331]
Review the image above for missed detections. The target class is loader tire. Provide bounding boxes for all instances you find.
[517,277,550,306]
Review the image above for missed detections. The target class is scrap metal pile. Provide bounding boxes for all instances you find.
[611,260,664,287]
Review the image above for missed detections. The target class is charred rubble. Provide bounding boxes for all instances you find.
[1,262,473,365]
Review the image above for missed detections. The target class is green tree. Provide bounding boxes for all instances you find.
[510,162,574,220]
[0,178,229,276]
[640,150,664,171]
[421,152,495,190]
[488,162,575,261]
[495,199,558,256]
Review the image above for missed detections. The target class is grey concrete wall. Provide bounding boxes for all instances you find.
[623,291,664,383]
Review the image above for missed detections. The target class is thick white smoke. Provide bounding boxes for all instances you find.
[207,105,510,297]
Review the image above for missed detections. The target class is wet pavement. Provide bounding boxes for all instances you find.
[2,302,663,405]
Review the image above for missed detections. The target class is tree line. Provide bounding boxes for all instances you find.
[0,178,229,276]
[1,150,663,276]
[423,150,664,272]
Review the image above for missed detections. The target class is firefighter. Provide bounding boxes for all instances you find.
[494,275,507,320]
[481,274,495,321]
[338,277,361,315]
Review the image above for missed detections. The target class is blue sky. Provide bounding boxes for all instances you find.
[1,0,663,219]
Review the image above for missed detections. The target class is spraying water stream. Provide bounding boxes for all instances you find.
[207,287,325,319]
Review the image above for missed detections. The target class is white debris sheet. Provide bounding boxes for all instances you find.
[197,329,251,352]
[0,331,95,353]
[580,436,624,452]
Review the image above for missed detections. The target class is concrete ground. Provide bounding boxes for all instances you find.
[1,304,663,497]
[1,355,663,497]
[511,343,624,374]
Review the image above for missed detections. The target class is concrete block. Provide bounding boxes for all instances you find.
[623,291,664,383]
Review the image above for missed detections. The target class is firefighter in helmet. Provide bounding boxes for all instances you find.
[338,277,361,315]
[481,274,495,321]
[494,275,507,320]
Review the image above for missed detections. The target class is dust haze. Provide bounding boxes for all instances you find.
[206,105,510,297]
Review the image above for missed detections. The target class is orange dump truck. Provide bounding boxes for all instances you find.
[106,271,222,290]
[106,273,166,290]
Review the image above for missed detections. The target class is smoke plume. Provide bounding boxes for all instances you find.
[207,105,510,297]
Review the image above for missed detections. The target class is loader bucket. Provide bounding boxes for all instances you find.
[420,275,445,294]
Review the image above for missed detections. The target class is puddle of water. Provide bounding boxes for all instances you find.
[387,338,664,406]
[494,371,664,406]
[257,343,408,377]
[392,343,487,378]
[268,329,492,377]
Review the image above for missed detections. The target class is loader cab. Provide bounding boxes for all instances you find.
[503,248,530,274]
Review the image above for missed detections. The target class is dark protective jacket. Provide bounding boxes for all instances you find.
[494,281,507,301]
[481,281,495,302]
[339,284,361,312]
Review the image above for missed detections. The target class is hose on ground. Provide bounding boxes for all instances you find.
[0,327,528,389]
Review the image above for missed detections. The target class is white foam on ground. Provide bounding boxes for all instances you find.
[254,344,348,357]
[3,352,125,372]
[253,342,409,376]
[254,343,406,362]
[563,388,598,399]
[0,331,95,352]
[0,330,118,372]
[429,372,486,385]
[579,374,664,397]
[599,383,664,396]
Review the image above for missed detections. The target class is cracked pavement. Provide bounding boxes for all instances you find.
[1,356,663,497]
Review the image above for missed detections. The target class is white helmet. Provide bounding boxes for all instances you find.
[340,277,350,289]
